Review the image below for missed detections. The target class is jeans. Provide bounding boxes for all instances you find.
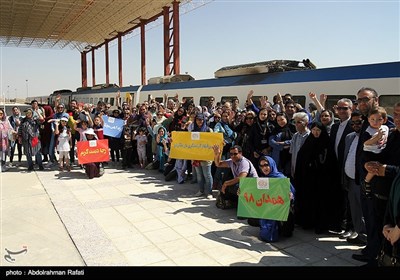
[27,149,43,169]
[195,162,213,195]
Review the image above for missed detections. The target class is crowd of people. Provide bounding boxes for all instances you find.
[0,87,398,266]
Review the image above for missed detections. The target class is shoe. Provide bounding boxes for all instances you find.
[352,253,370,262]
[59,166,63,171]
[1,165,8,172]
[206,194,213,199]
[194,191,204,197]
[66,165,71,172]
[45,162,55,168]
[27,166,34,171]
[347,235,367,245]
[328,228,345,235]
[39,166,44,171]
[339,230,354,239]
[178,180,184,184]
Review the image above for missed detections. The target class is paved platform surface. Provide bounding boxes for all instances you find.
[0,160,367,267]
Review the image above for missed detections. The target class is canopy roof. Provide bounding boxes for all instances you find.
[0,0,188,52]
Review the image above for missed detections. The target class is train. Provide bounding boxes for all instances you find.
[30,60,400,115]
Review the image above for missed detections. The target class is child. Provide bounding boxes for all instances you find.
[135,127,148,168]
[55,117,72,171]
[362,106,389,191]
[93,114,104,140]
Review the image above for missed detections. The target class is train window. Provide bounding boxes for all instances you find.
[221,96,237,105]
[94,98,98,104]
[154,97,163,104]
[380,95,400,116]
[90,98,94,104]
[324,95,356,112]
[183,97,194,106]
[110,98,115,106]
[292,95,306,108]
[252,96,263,108]
[199,97,209,107]
[104,98,108,103]
[99,98,103,102]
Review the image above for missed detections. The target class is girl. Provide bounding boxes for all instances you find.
[256,156,295,241]
[55,117,71,171]
[135,127,148,168]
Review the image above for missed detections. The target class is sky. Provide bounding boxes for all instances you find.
[0,0,399,100]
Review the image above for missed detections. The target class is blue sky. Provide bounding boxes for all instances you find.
[1,0,399,99]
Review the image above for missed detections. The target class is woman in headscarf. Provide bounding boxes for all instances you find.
[293,122,337,233]
[0,108,12,171]
[81,128,103,179]
[18,108,44,171]
[188,113,214,198]
[256,156,296,241]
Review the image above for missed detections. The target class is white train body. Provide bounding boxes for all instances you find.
[42,61,399,115]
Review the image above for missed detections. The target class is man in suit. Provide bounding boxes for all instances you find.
[342,111,367,244]
[329,98,354,234]
[352,87,395,264]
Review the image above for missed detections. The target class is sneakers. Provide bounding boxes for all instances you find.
[205,194,213,199]
[45,161,55,168]
[194,191,204,197]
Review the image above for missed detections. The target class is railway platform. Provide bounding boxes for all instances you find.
[1,159,367,268]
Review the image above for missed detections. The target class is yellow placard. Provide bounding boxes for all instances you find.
[169,131,223,161]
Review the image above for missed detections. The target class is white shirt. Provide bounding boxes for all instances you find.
[344,134,359,179]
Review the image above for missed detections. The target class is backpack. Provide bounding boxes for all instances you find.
[260,219,279,243]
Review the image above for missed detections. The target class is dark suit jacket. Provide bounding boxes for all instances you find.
[330,120,353,177]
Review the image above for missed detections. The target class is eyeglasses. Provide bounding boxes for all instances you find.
[350,120,363,125]
[259,164,270,168]
[229,152,239,156]
[337,107,350,111]
[357,97,373,103]
[245,117,254,120]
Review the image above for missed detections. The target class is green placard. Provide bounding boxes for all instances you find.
[237,177,291,221]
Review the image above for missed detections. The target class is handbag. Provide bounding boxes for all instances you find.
[377,239,400,267]
[31,136,39,147]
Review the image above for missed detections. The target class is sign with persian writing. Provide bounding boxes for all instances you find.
[169,131,223,161]
[77,139,110,164]
[237,177,290,221]
[102,115,124,138]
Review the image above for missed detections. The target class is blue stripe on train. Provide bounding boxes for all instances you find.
[140,61,400,91]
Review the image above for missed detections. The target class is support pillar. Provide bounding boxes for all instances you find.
[140,20,146,85]
[105,40,110,85]
[91,49,96,86]
[118,33,123,87]
[81,52,87,88]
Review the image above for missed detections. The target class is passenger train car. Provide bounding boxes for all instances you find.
[42,60,399,115]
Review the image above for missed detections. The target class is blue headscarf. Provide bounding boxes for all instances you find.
[258,155,296,196]
[258,155,285,178]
